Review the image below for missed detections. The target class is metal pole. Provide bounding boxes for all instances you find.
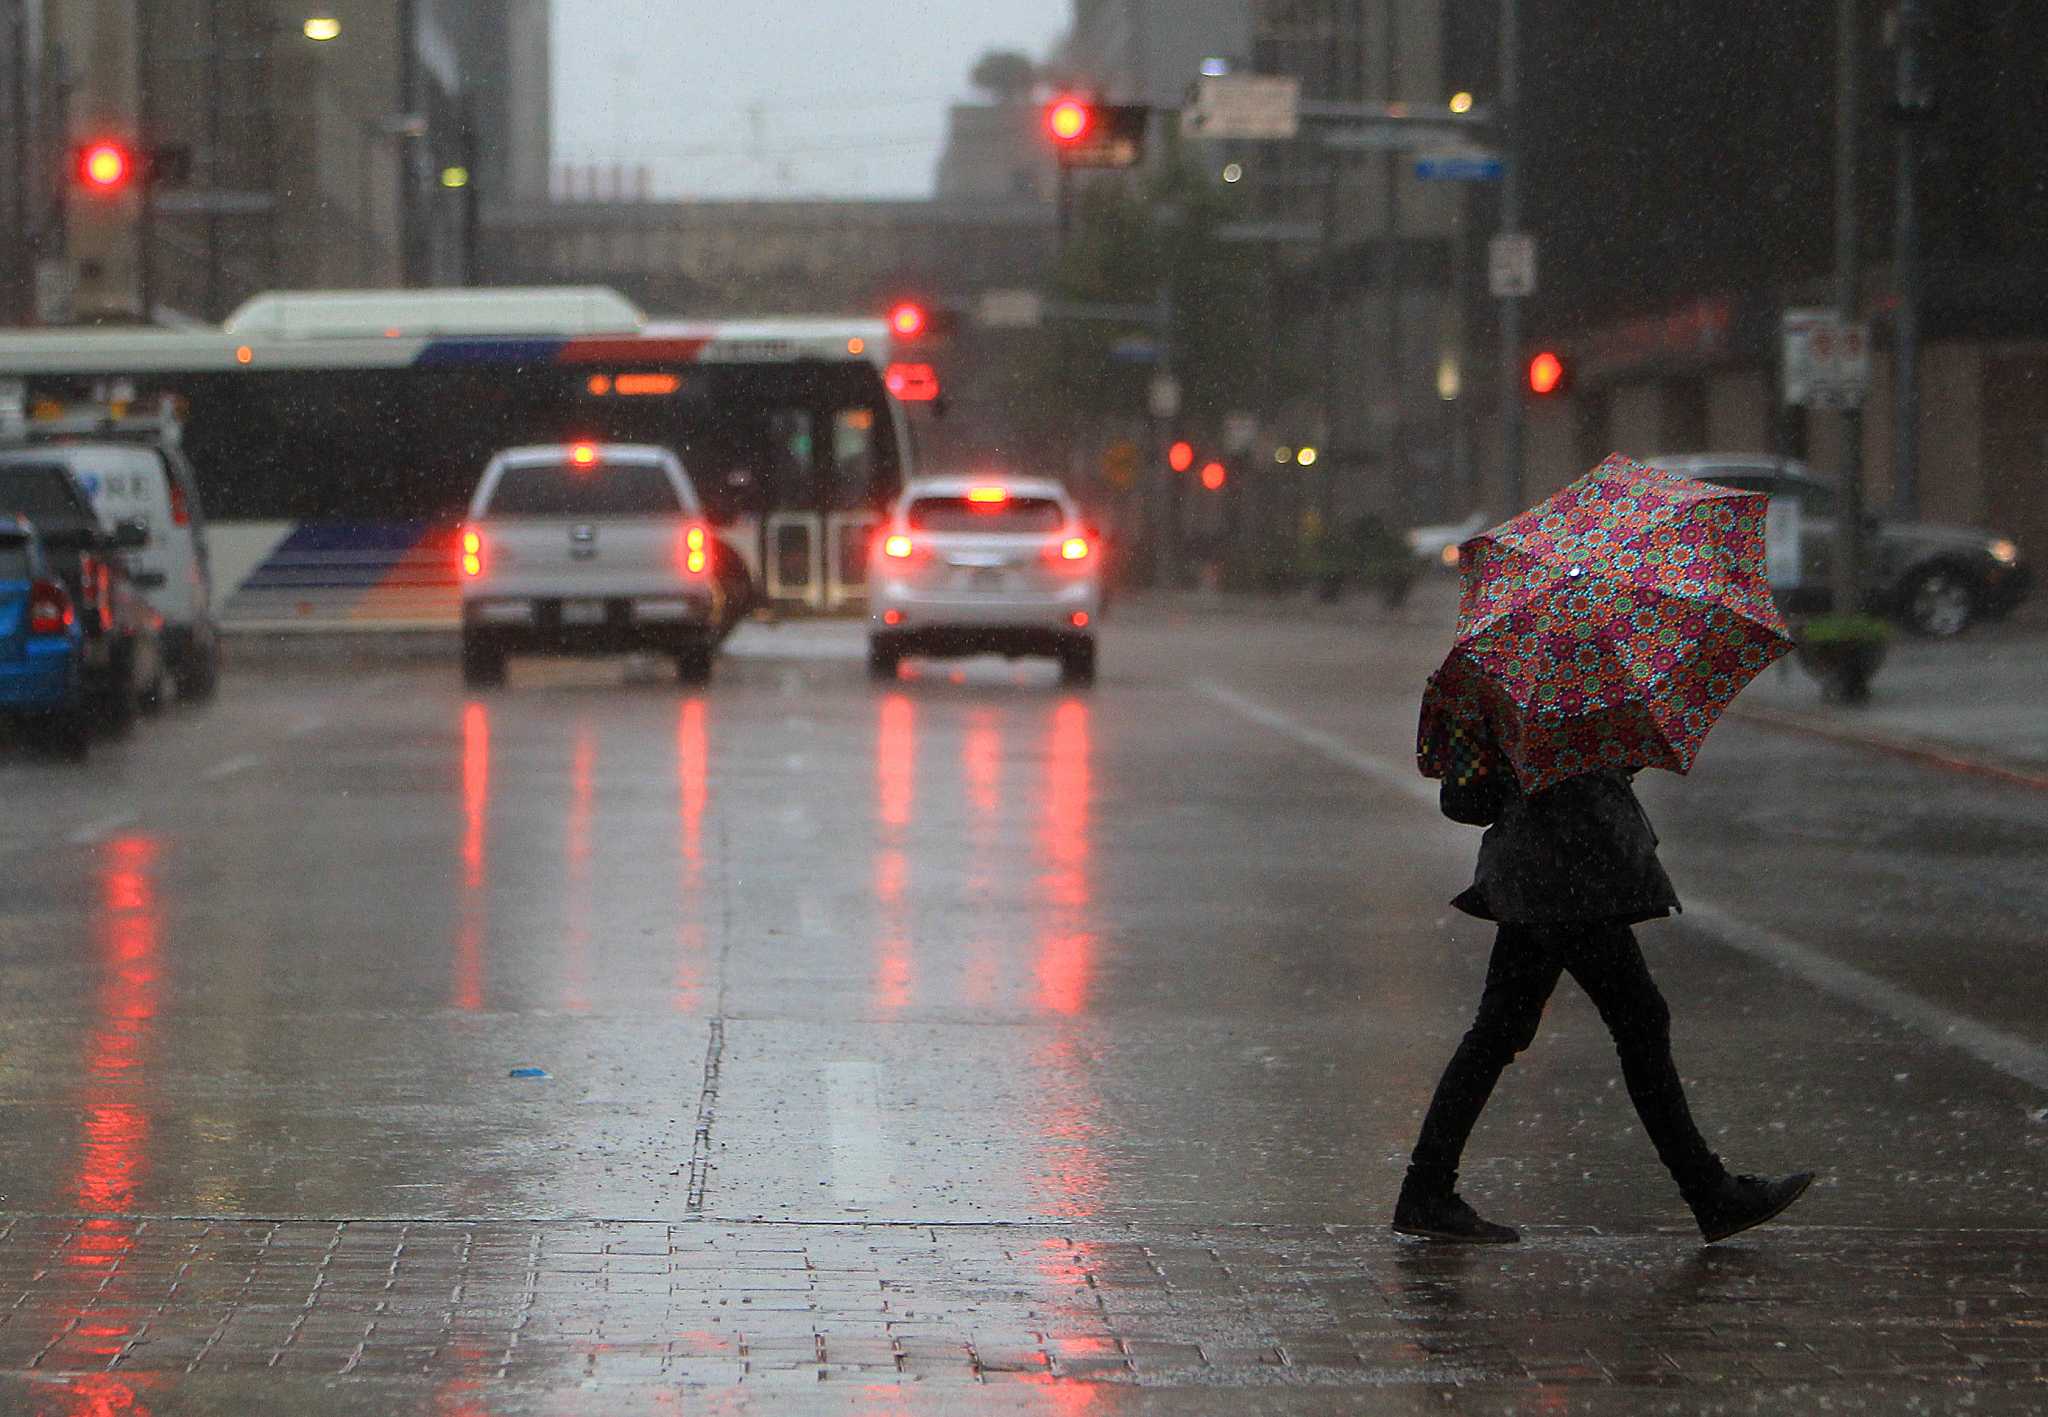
[1890,0,1924,520]
[396,0,416,285]
[1831,0,1864,618]
[203,0,223,319]
[7,0,31,323]
[135,0,155,322]
[1495,0,1524,514]
[1382,0,1404,521]
[1151,273,1178,589]
[1316,151,1339,530]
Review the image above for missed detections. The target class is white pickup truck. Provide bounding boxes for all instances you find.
[458,443,722,687]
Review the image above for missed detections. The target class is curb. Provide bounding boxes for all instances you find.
[1729,703,2048,793]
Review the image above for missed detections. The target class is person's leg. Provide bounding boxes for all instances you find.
[1562,925,1725,1199]
[1404,925,1565,1196]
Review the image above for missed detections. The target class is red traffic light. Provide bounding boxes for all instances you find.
[76,141,134,192]
[1528,350,1567,396]
[1200,461,1228,491]
[1046,97,1093,145]
[889,302,927,339]
[1167,440,1195,473]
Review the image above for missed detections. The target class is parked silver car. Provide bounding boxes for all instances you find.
[1654,454,2030,637]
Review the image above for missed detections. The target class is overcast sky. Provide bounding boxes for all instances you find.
[550,0,1071,200]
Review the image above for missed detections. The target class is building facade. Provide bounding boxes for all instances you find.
[8,0,551,326]
[1480,0,2048,557]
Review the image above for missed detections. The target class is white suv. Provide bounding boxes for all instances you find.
[867,476,1102,685]
[459,443,722,687]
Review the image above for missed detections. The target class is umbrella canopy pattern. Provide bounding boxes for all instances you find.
[1419,454,1792,794]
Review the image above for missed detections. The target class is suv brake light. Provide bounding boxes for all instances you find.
[28,579,74,635]
[881,534,915,560]
[168,477,191,527]
[460,528,483,577]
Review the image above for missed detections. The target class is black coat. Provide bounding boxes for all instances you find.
[1441,768,1680,926]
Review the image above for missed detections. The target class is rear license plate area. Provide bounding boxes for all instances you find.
[560,599,607,626]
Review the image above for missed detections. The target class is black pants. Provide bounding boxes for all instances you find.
[1407,922,1725,1199]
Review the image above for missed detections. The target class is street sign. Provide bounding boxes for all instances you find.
[1181,75,1300,140]
[1148,374,1182,420]
[1782,308,1871,408]
[976,289,1043,329]
[1110,338,1161,364]
[1488,234,1537,298]
[1415,151,1504,182]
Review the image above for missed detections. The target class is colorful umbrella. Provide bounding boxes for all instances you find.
[1419,453,1793,794]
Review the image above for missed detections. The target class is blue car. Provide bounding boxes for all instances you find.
[0,515,91,757]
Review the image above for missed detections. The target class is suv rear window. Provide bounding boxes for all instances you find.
[0,544,29,581]
[484,462,685,517]
[907,496,1066,533]
[0,464,97,528]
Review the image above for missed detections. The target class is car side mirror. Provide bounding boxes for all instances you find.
[111,518,149,550]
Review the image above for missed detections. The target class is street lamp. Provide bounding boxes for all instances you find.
[302,16,341,41]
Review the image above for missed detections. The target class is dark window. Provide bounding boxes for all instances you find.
[0,465,96,528]
[907,496,1066,533]
[0,544,31,581]
[483,463,685,518]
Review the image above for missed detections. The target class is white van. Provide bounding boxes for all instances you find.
[6,421,220,699]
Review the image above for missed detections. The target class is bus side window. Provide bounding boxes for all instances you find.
[830,407,878,510]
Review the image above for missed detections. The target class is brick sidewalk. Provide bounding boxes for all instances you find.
[2,1216,2043,1407]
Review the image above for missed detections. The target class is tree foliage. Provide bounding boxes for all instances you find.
[969,51,1037,105]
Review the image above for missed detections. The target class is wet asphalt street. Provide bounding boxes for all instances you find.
[0,597,2044,1414]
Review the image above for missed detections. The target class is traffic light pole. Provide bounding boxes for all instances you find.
[135,0,157,322]
[1890,0,1926,519]
[1495,0,1525,515]
[1832,0,1866,621]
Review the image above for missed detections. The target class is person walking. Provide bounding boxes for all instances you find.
[1392,710,1815,1245]
[1396,454,1819,1245]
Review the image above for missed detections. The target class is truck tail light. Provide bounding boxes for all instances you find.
[168,478,191,527]
[460,528,483,577]
[882,534,915,560]
[28,579,74,635]
[681,524,710,576]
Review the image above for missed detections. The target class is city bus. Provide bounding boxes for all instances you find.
[0,288,913,619]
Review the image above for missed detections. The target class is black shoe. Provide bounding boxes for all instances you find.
[1392,1188,1520,1244]
[1688,1171,1816,1243]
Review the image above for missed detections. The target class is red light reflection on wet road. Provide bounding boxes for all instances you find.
[675,698,709,1013]
[873,694,918,1012]
[78,834,161,1213]
[561,725,595,1013]
[455,702,490,1011]
[1035,699,1095,1016]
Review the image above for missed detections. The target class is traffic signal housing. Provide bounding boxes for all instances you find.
[72,140,193,195]
[1528,350,1569,397]
[1044,96,1149,169]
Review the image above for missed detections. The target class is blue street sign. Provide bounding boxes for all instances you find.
[1109,339,1161,364]
[1415,154,1504,182]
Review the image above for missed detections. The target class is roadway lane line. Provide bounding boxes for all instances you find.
[67,811,140,846]
[822,1060,895,1214]
[200,753,263,782]
[1196,679,2048,1097]
[1195,681,1435,806]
